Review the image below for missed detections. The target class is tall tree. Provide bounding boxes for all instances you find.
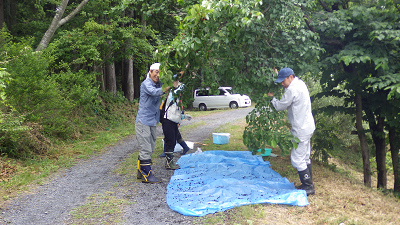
[157,0,322,153]
[309,0,400,188]
[36,0,90,51]
[113,0,189,99]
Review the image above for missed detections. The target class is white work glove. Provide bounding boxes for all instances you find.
[185,114,192,121]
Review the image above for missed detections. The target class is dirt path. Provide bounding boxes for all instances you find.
[0,107,253,225]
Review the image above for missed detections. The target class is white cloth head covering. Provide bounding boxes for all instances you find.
[150,63,160,70]
[147,63,161,78]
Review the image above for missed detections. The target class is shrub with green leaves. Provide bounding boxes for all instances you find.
[243,96,298,156]
[51,69,100,112]
[5,50,76,138]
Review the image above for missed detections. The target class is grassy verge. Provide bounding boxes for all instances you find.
[0,106,229,206]
[193,117,400,225]
[69,191,130,225]
[0,122,136,206]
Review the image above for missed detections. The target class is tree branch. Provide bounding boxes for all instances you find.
[36,0,90,51]
[304,14,315,32]
[59,0,90,27]
[318,0,332,12]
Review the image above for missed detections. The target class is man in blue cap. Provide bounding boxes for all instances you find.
[267,67,316,195]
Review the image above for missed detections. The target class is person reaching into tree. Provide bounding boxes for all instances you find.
[135,62,175,183]
[159,72,192,169]
[267,67,316,196]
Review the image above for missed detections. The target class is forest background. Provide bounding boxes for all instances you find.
[0,0,399,202]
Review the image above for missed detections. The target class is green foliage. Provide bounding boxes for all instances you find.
[314,2,400,115]
[158,0,321,91]
[305,73,358,163]
[0,31,33,157]
[111,0,187,44]
[156,0,322,153]
[0,68,10,103]
[312,109,357,163]
[243,96,298,156]
[51,70,100,109]
[49,18,156,76]
[0,29,112,157]
[5,50,76,138]
[6,0,51,39]
[96,91,137,128]
[308,1,400,189]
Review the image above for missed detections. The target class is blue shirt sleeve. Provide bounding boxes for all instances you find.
[135,78,164,126]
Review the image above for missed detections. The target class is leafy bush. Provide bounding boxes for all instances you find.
[5,50,76,138]
[308,75,360,165]
[0,120,51,158]
[97,91,138,128]
[243,97,298,156]
[312,109,356,163]
[51,70,100,112]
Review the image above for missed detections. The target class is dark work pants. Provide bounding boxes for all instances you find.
[161,119,179,152]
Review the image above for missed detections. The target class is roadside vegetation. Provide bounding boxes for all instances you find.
[0,0,399,223]
[194,117,400,225]
[0,102,399,224]
[0,96,137,206]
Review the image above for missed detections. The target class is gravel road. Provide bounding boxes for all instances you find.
[0,107,253,225]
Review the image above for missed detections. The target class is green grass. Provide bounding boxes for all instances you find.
[179,121,206,133]
[69,191,130,225]
[0,122,136,206]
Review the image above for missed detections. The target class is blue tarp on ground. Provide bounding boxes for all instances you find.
[166,150,308,217]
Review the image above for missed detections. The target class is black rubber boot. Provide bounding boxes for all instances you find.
[179,141,190,155]
[296,164,314,186]
[297,167,315,196]
[159,143,166,157]
[138,160,161,183]
[165,151,180,170]
[137,160,142,179]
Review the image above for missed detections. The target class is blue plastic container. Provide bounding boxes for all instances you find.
[257,148,272,156]
[212,133,230,145]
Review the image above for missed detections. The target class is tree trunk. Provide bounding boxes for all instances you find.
[36,0,90,51]
[356,93,371,187]
[122,8,134,101]
[389,127,400,192]
[124,57,134,101]
[94,62,105,92]
[133,66,140,99]
[4,0,16,33]
[106,62,116,97]
[0,0,4,29]
[369,116,387,189]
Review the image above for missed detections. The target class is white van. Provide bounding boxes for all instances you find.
[192,87,251,111]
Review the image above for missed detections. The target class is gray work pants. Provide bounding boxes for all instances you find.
[135,121,157,161]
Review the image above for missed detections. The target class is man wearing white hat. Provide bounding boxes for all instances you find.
[267,67,316,195]
[136,62,172,183]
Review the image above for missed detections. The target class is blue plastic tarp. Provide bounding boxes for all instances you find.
[166,150,308,217]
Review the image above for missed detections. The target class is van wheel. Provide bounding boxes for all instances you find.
[199,104,207,111]
[230,101,238,109]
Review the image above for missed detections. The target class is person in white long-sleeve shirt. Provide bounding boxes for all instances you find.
[267,67,315,196]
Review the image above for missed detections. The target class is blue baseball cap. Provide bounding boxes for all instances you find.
[274,67,294,83]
